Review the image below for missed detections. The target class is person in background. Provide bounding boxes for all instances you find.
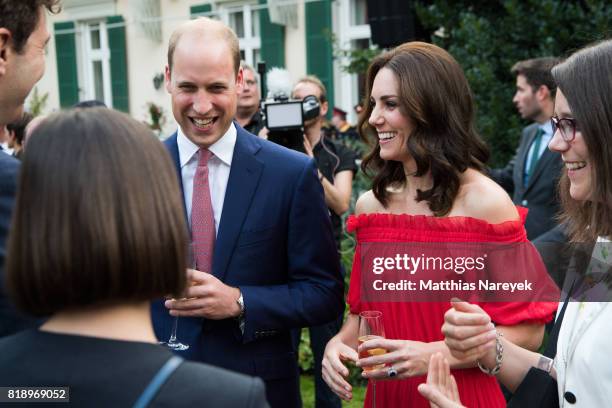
[489,57,563,241]
[0,0,59,338]
[23,114,47,148]
[6,112,32,160]
[331,107,359,141]
[291,75,358,408]
[442,39,612,408]
[322,42,556,407]
[0,126,13,155]
[236,61,264,136]
[152,17,343,408]
[0,108,269,407]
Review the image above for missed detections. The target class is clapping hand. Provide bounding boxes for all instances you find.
[417,353,465,408]
[442,300,497,364]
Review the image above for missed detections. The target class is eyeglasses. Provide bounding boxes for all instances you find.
[551,116,578,142]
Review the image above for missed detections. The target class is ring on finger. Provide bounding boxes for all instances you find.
[387,365,398,378]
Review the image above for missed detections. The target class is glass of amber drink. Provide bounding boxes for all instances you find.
[358,310,386,407]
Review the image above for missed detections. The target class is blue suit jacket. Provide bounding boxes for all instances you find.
[0,153,40,337]
[151,125,343,406]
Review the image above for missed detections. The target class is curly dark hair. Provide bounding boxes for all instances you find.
[359,42,489,216]
[0,0,60,54]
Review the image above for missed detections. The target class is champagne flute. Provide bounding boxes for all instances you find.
[159,243,194,351]
[359,310,386,408]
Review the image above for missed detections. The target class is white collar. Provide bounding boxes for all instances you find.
[177,122,237,168]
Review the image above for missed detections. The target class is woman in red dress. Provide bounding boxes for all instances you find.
[321,42,557,407]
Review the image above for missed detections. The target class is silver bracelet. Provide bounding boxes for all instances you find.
[536,355,554,374]
[477,330,503,375]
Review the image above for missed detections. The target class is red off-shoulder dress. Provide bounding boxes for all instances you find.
[346,207,557,408]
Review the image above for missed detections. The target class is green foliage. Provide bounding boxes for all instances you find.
[335,46,381,75]
[328,32,382,75]
[298,328,314,372]
[28,87,48,117]
[300,375,366,408]
[415,0,612,166]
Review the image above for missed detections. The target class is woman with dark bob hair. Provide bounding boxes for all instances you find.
[321,42,557,407]
[443,39,612,408]
[0,108,267,407]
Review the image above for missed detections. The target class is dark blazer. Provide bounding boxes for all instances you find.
[490,123,564,240]
[151,125,343,407]
[0,153,39,337]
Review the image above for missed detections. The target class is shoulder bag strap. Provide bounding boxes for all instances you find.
[132,356,184,408]
[544,279,575,358]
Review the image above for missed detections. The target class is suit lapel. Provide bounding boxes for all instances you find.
[164,133,188,221]
[213,128,263,281]
[524,148,557,192]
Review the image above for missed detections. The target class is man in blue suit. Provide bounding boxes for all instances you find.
[0,0,58,337]
[151,18,344,408]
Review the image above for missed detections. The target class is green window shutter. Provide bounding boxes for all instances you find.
[54,21,79,108]
[107,16,129,112]
[190,3,212,18]
[259,0,285,68]
[306,0,334,111]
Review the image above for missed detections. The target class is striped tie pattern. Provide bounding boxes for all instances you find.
[191,148,215,273]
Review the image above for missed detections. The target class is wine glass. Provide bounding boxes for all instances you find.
[159,243,194,351]
[359,310,386,408]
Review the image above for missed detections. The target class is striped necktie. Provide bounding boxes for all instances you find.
[191,148,215,273]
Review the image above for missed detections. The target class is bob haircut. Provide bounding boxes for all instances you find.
[359,42,489,216]
[6,108,188,316]
[553,39,612,242]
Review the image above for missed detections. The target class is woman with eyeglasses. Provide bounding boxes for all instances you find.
[442,39,612,408]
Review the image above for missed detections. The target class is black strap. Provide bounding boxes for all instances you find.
[544,279,575,358]
[132,356,183,408]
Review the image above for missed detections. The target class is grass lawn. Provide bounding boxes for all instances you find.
[300,374,366,408]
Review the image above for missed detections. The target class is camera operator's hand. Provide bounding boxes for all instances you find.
[258,127,269,139]
[303,134,314,158]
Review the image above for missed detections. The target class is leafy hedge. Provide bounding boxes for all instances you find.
[416,0,612,166]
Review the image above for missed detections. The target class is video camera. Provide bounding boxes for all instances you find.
[257,63,320,153]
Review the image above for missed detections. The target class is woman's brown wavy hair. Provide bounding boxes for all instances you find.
[359,42,489,216]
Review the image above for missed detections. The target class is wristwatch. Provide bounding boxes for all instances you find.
[236,292,245,319]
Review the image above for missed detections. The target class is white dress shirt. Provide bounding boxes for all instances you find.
[177,123,236,236]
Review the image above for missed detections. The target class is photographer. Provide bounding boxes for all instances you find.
[236,62,265,136]
[292,76,357,408]
[293,76,358,245]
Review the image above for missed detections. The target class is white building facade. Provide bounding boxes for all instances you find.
[32,0,371,134]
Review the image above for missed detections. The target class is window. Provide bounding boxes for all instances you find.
[351,0,368,26]
[335,0,372,122]
[220,3,261,67]
[77,21,113,107]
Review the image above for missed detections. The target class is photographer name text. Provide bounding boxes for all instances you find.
[372,279,533,292]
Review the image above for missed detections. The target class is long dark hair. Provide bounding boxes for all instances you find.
[553,39,612,242]
[359,42,489,216]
